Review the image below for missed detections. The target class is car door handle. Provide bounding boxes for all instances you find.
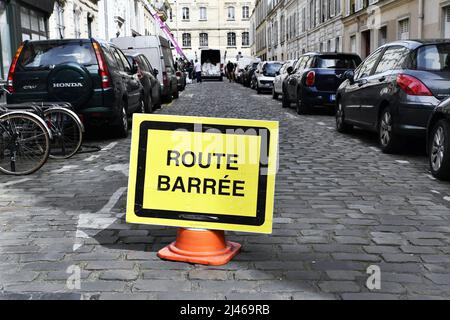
[357,79,368,87]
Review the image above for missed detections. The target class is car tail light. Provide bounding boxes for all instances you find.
[396,74,433,96]
[163,71,169,86]
[7,43,25,93]
[306,71,315,87]
[176,71,182,77]
[92,41,111,89]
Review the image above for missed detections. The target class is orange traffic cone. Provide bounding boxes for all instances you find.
[157,228,241,266]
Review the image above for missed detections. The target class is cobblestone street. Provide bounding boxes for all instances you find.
[1,81,450,300]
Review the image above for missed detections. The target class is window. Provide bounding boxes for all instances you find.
[182,7,189,20]
[199,33,208,47]
[0,5,12,79]
[316,56,359,69]
[18,42,97,70]
[74,8,81,38]
[182,33,191,47]
[374,46,409,74]
[242,6,249,19]
[350,35,356,53]
[354,48,383,80]
[20,6,48,41]
[55,2,65,39]
[227,32,236,46]
[199,7,207,20]
[379,26,387,46]
[444,6,450,38]
[116,49,132,72]
[228,7,235,20]
[398,18,409,40]
[415,44,450,71]
[242,32,249,46]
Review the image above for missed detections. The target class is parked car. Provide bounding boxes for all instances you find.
[253,61,283,94]
[243,62,259,87]
[282,52,361,114]
[112,35,179,102]
[125,52,162,112]
[6,38,144,138]
[235,56,258,84]
[273,59,296,99]
[336,40,450,153]
[427,97,450,180]
[175,67,187,91]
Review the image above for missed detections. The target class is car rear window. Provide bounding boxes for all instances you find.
[264,63,282,76]
[415,44,450,71]
[316,56,360,69]
[18,42,97,70]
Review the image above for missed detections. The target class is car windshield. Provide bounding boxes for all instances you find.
[18,42,97,70]
[415,44,450,71]
[264,63,282,76]
[316,56,360,69]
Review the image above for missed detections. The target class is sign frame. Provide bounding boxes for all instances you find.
[126,114,279,234]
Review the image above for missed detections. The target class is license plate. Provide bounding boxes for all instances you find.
[330,94,336,102]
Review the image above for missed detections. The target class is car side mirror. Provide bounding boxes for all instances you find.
[344,70,355,84]
[287,66,294,75]
[154,69,159,76]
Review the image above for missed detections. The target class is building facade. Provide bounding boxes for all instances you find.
[48,0,99,40]
[0,0,56,80]
[253,0,268,60]
[252,0,345,61]
[342,0,450,59]
[167,0,254,62]
[97,0,162,41]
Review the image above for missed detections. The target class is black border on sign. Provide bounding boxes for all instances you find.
[133,120,270,226]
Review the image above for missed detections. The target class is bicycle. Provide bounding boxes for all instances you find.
[0,105,52,176]
[1,83,84,160]
[36,102,84,160]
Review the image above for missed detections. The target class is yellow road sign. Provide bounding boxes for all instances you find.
[126,114,279,234]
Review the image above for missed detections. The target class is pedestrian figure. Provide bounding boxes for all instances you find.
[194,59,202,83]
[226,61,235,83]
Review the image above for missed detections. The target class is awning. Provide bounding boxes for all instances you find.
[21,0,56,14]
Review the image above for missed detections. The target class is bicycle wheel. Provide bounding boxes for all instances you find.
[0,112,50,175]
[44,107,83,159]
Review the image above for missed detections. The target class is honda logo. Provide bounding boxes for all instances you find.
[53,83,83,88]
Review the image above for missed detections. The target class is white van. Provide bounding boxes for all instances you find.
[111,35,179,102]
[200,49,223,81]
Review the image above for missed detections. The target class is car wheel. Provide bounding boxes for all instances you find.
[379,107,401,154]
[272,87,279,100]
[144,94,153,113]
[281,87,290,108]
[114,104,128,138]
[336,101,353,133]
[173,88,179,99]
[296,89,309,115]
[429,120,450,180]
[256,83,262,94]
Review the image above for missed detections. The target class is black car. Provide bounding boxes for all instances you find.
[243,62,259,87]
[6,38,144,137]
[126,52,162,112]
[427,97,450,180]
[282,52,362,114]
[336,40,450,153]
